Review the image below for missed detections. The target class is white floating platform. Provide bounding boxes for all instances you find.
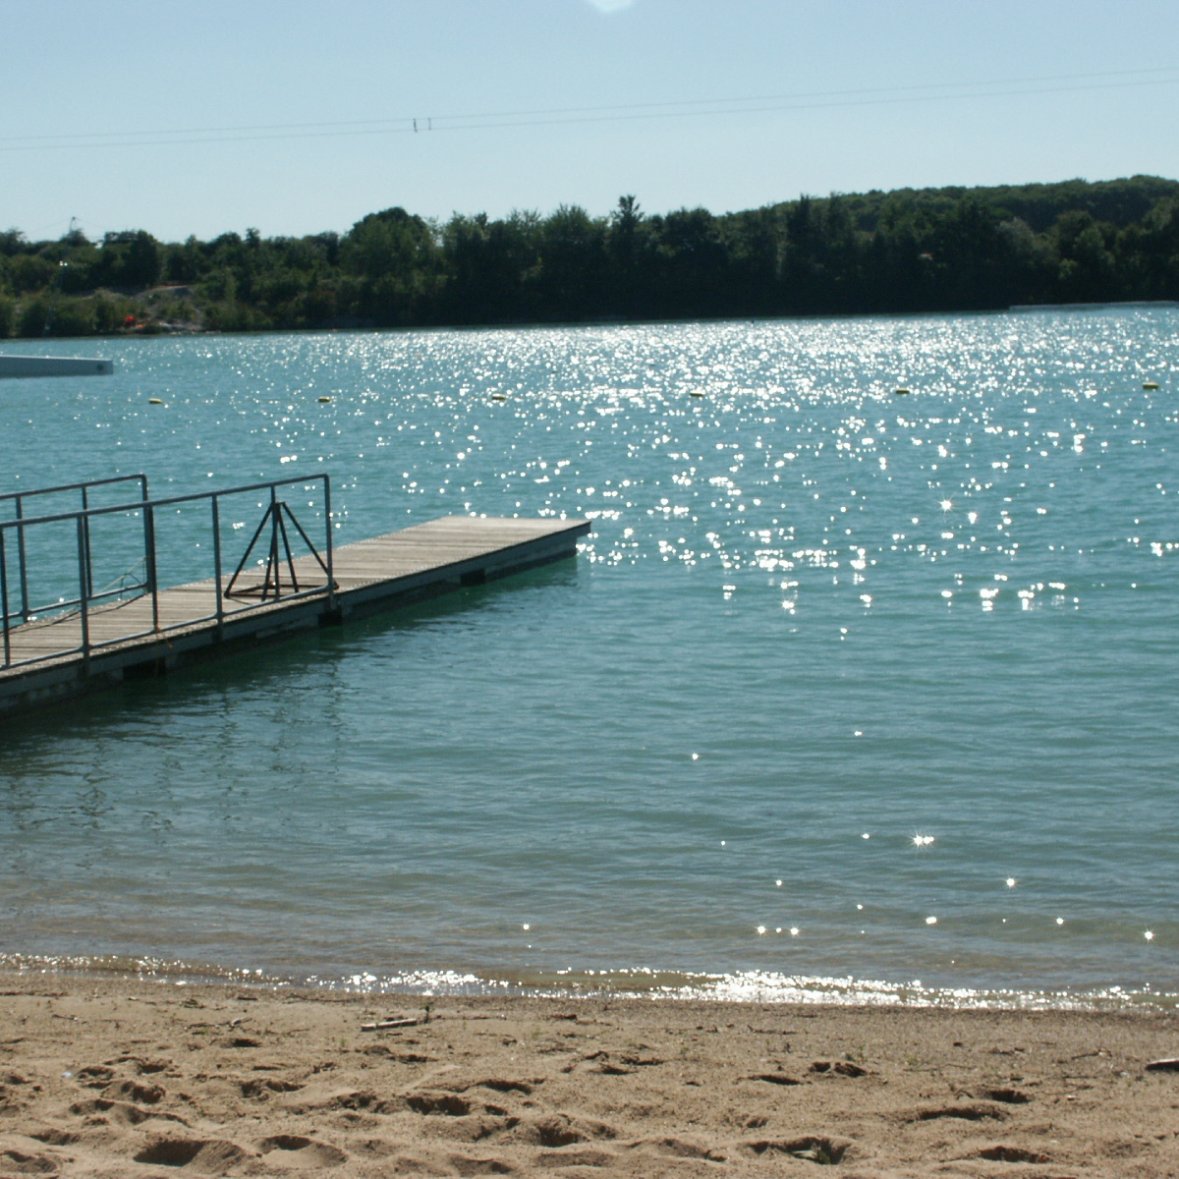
[0,355,114,379]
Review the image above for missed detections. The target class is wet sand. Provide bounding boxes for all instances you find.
[1,972,1177,1177]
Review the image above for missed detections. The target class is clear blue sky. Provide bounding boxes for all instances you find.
[4,0,1178,243]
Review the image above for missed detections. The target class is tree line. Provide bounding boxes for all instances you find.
[1,175,1177,338]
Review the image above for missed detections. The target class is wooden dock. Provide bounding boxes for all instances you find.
[0,515,589,715]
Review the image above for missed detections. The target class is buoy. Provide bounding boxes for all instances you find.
[490,393,507,401]
[690,390,705,398]
[318,395,332,403]
[148,397,164,405]
[1143,381,1160,390]
[895,388,910,396]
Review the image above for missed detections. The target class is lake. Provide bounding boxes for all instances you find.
[1,308,1176,1008]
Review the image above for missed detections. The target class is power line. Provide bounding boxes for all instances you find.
[1,66,1177,152]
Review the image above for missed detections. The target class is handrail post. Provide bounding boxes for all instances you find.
[76,514,91,666]
[141,492,152,598]
[81,484,94,600]
[324,475,336,612]
[15,495,29,623]
[268,483,280,596]
[212,493,224,632]
[1,528,10,667]
[144,503,160,633]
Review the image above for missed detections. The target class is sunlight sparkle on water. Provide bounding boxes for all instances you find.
[5,314,1178,1007]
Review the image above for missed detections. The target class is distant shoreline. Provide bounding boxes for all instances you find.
[1009,299,1179,311]
[3,176,1177,338]
[2,296,1178,347]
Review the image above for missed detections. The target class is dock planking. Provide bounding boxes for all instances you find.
[0,514,590,715]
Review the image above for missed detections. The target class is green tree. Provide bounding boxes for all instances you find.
[1052,211,1117,301]
[342,207,441,325]
[97,230,162,290]
[534,205,608,320]
[8,253,55,294]
[650,207,726,317]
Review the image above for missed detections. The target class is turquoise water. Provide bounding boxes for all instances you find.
[1,310,1177,1007]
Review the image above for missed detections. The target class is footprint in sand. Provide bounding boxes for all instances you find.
[1,1149,60,1175]
[101,1078,165,1105]
[258,1134,348,1168]
[0,1073,34,1114]
[912,1102,1009,1123]
[972,1086,1030,1104]
[629,1136,727,1163]
[73,1065,115,1088]
[29,1130,80,1147]
[68,1097,154,1127]
[220,1036,262,1049]
[133,1137,251,1171]
[745,1136,852,1164]
[111,1055,170,1075]
[404,1091,473,1117]
[453,1077,537,1096]
[238,1077,303,1100]
[979,1144,1051,1163]
[810,1059,869,1077]
[508,1113,618,1148]
[313,1089,394,1114]
[535,1147,617,1168]
[445,1156,514,1176]
[745,1071,803,1086]
[68,1093,188,1129]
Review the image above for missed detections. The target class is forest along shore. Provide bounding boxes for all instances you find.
[2,174,1177,337]
[1,972,1178,1177]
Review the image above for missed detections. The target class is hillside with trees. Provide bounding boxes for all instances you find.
[1,175,1177,338]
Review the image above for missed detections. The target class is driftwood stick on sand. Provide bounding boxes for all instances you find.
[360,1016,421,1031]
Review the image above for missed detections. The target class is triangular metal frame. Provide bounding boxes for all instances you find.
[225,499,330,601]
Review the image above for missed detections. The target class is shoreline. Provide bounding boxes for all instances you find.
[2,971,1177,1176]
[4,953,1173,1014]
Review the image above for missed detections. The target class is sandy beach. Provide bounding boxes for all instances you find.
[1,973,1177,1177]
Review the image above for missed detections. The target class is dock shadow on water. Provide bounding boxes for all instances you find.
[3,558,584,744]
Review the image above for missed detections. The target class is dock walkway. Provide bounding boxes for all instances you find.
[0,515,589,715]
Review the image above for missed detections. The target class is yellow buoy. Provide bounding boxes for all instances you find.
[318,395,332,403]
[148,397,164,405]
[1143,381,1160,390]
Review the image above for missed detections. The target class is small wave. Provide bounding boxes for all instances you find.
[3,954,1171,1013]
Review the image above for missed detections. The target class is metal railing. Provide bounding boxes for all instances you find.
[0,474,151,625]
[1,474,334,671]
